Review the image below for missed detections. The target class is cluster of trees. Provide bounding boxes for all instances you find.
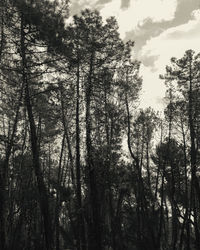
[0,1,200,249]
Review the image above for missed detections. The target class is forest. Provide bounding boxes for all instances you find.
[0,0,200,250]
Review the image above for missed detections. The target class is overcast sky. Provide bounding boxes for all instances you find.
[68,0,200,110]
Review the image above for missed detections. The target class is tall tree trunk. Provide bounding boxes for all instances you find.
[0,59,24,250]
[179,117,190,250]
[21,13,54,250]
[125,93,150,249]
[54,133,65,250]
[168,90,178,250]
[0,1,5,62]
[59,82,75,186]
[0,3,6,249]
[157,166,165,250]
[76,61,86,250]
[188,59,200,249]
[86,51,102,250]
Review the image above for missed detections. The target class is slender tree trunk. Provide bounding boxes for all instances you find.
[0,5,7,249]
[86,51,102,250]
[188,60,200,249]
[0,2,5,63]
[125,94,150,249]
[179,117,190,250]
[0,58,24,250]
[76,61,86,250]
[158,167,165,249]
[146,141,151,191]
[115,189,125,250]
[21,13,54,250]
[59,82,75,186]
[54,133,65,250]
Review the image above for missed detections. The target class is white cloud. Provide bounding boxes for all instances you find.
[139,9,200,110]
[100,0,178,38]
[68,0,100,16]
[141,9,200,71]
